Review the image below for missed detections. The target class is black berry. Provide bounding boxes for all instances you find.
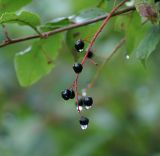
[69,89,75,99]
[73,63,83,73]
[76,97,84,111]
[61,89,71,100]
[77,97,84,106]
[83,96,93,107]
[87,50,93,58]
[79,116,89,126]
[75,39,84,52]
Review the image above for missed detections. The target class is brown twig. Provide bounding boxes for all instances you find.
[0,6,135,48]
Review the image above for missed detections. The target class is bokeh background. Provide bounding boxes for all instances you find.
[0,0,160,156]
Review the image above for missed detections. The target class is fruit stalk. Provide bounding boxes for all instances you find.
[81,0,128,65]
[74,0,128,112]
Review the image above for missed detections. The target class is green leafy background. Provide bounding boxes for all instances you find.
[0,0,160,156]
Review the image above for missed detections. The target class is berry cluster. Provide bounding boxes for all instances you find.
[61,39,95,130]
[77,96,93,111]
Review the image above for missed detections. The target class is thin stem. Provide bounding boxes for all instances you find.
[87,38,125,90]
[74,0,128,112]
[88,59,98,66]
[2,24,12,42]
[0,6,135,48]
[81,0,128,65]
[41,46,53,64]
[73,74,80,112]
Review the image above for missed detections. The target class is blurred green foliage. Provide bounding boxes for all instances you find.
[0,0,160,156]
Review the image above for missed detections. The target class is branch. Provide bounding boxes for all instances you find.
[81,0,128,65]
[74,0,129,112]
[0,6,135,48]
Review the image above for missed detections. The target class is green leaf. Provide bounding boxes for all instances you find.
[14,34,62,87]
[97,0,106,8]
[71,7,106,23]
[115,12,148,53]
[40,17,70,32]
[40,7,105,33]
[0,11,41,28]
[0,0,32,15]
[135,26,160,60]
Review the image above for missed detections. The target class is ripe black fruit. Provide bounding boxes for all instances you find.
[79,116,89,126]
[83,96,93,107]
[87,50,93,58]
[73,63,83,73]
[61,89,71,100]
[77,97,84,106]
[76,97,84,111]
[79,116,89,129]
[69,89,75,99]
[75,39,84,52]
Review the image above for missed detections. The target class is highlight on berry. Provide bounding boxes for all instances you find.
[75,39,85,52]
[79,116,89,130]
[73,63,83,73]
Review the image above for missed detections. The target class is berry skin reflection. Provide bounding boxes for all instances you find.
[75,39,85,52]
[79,116,89,130]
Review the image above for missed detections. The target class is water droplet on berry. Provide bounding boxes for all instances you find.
[76,106,83,111]
[75,39,84,52]
[79,116,89,130]
[83,96,93,108]
[82,89,87,97]
[80,124,88,130]
[85,106,91,110]
[126,54,130,60]
[78,49,83,52]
